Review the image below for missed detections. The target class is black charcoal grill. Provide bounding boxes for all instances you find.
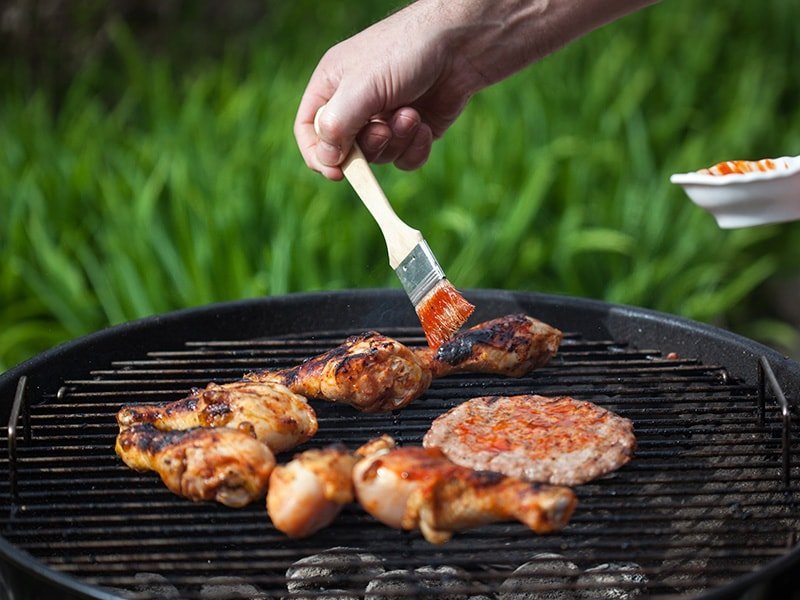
[1,289,799,599]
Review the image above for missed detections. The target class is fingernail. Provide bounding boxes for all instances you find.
[394,114,418,138]
[317,140,343,166]
[362,131,390,155]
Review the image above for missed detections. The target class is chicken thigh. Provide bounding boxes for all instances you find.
[116,424,275,508]
[116,381,317,453]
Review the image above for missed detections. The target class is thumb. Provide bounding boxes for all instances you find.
[314,83,384,167]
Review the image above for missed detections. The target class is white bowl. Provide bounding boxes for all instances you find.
[670,155,800,228]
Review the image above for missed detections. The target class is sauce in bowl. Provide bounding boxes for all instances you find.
[671,154,800,228]
[698,157,792,176]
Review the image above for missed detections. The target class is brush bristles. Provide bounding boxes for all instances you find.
[415,280,475,349]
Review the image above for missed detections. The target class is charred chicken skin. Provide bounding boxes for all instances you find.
[246,332,432,413]
[267,444,358,538]
[244,315,559,413]
[115,424,276,508]
[352,436,576,544]
[116,381,318,453]
[414,314,563,378]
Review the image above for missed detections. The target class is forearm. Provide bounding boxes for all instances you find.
[412,0,659,93]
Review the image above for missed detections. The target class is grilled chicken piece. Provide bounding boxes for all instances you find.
[115,424,275,507]
[352,436,577,544]
[116,381,318,453]
[414,314,562,378]
[267,444,358,538]
[247,332,432,412]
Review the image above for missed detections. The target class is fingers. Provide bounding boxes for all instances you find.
[295,70,434,178]
[298,101,434,179]
[315,82,384,165]
[366,108,433,171]
[294,89,345,181]
[295,75,388,180]
[357,121,392,162]
[394,122,433,171]
[369,108,420,164]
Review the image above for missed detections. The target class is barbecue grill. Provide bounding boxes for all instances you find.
[1,289,799,599]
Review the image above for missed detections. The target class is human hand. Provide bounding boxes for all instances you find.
[295,1,491,180]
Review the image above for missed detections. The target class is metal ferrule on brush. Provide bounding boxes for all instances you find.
[395,241,445,306]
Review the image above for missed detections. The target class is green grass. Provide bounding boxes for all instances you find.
[1,0,800,371]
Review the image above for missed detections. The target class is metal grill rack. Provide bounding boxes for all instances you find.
[2,326,798,599]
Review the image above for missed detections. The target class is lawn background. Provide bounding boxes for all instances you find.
[1,0,799,372]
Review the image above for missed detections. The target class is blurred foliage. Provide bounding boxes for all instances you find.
[1,0,799,371]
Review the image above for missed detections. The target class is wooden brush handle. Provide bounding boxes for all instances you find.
[341,145,423,268]
[315,108,422,269]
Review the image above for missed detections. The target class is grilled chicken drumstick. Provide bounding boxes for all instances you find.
[266,436,405,538]
[414,314,563,378]
[246,315,560,412]
[247,332,432,412]
[352,436,577,544]
[115,424,275,507]
[267,444,359,538]
[266,437,393,538]
[116,381,318,453]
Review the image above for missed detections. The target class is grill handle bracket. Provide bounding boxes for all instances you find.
[758,356,792,487]
[8,376,31,505]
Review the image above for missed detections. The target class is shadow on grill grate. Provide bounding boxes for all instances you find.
[1,327,799,599]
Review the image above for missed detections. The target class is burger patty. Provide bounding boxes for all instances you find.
[423,395,636,486]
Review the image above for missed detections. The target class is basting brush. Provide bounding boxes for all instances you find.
[315,109,475,349]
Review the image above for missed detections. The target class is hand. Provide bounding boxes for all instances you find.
[295,1,483,180]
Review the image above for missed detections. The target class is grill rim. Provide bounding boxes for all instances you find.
[1,287,799,600]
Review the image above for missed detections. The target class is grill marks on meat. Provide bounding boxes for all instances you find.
[114,314,573,531]
[414,314,562,378]
[247,332,433,412]
[115,381,311,507]
[115,424,275,507]
[267,444,359,539]
[352,436,576,544]
[423,395,636,486]
[245,315,561,412]
[116,381,318,453]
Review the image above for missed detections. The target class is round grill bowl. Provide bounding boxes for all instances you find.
[0,289,798,599]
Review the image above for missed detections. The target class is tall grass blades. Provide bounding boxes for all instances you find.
[1,0,799,371]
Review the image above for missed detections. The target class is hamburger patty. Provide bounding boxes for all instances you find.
[423,395,636,486]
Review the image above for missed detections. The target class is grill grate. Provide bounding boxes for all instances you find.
[2,327,799,599]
